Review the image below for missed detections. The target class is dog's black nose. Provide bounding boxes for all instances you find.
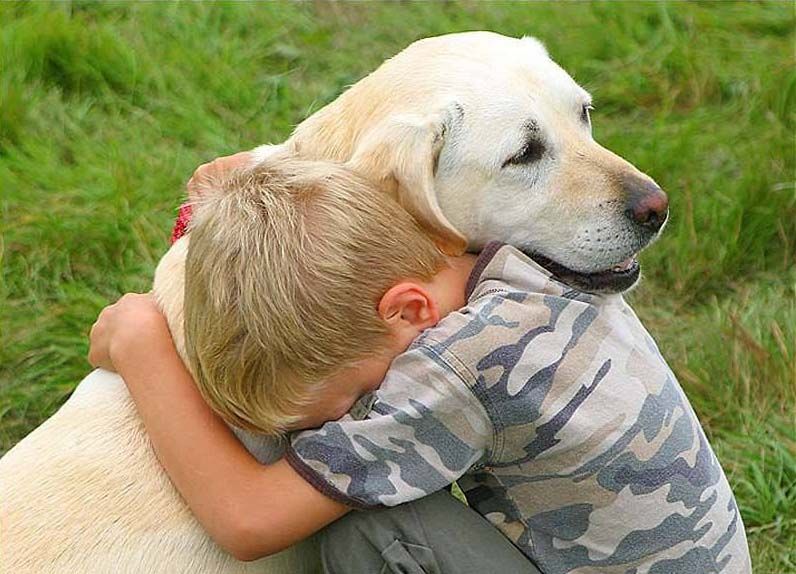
[623,176,669,232]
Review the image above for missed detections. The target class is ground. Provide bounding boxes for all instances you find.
[0,2,793,572]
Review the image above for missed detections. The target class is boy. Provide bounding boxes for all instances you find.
[90,156,750,573]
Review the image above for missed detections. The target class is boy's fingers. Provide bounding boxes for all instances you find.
[187,152,255,198]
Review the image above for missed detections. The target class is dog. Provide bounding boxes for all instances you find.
[0,31,666,573]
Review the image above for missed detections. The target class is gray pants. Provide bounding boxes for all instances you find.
[320,490,541,574]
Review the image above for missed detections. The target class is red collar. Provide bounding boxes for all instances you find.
[170,203,193,244]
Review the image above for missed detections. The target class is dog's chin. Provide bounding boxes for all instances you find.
[528,253,641,294]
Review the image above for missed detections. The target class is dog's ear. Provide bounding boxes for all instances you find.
[347,106,468,256]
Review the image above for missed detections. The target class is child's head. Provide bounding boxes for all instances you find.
[184,156,449,435]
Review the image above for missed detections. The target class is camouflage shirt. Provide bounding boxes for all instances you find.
[287,243,751,574]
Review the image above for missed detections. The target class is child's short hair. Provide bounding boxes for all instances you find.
[183,155,446,435]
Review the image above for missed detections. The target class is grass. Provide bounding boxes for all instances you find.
[0,2,793,571]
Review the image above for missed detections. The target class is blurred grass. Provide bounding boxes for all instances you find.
[0,2,793,571]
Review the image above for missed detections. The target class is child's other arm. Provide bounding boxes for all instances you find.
[88,293,349,561]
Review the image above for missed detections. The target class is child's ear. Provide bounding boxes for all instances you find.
[378,283,440,332]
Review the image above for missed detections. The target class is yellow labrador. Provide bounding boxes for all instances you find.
[0,32,666,573]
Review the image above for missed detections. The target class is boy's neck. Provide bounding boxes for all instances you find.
[425,254,479,317]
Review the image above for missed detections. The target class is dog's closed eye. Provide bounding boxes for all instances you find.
[504,138,546,167]
[581,103,594,126]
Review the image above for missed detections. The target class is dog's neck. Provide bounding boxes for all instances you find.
[151,236,191,371]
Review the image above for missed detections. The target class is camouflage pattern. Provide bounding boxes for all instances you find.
[288,244,751,573]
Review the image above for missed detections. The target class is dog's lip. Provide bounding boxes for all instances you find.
[611,256,637,272]
[527,253,641,293]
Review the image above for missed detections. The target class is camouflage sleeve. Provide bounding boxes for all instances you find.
[286,344,493,508]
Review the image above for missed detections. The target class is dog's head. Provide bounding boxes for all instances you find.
[291,32,668,293]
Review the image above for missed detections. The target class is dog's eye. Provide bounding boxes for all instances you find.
[504,139,545,167]
[581,104,594,126]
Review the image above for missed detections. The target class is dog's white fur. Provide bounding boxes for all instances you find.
[288,32,659,271]
[0,32,661,573]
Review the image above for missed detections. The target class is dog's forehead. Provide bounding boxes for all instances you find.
[450,72,589,148]
[411,34,589,121]
[491,47,588,116]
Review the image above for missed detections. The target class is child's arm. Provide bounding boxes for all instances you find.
[88,293,349,561]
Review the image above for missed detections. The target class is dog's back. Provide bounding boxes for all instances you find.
[0,369,319,574]
[0,368,320,573]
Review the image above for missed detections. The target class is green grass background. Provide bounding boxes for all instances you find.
[1,2,793,571]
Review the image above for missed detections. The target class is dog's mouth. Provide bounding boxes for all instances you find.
[529,253,641,294]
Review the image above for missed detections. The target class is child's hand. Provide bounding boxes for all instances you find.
[88,293,172,373]
[187,151,254,197]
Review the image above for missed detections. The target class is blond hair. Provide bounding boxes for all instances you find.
[183,156,446,435]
